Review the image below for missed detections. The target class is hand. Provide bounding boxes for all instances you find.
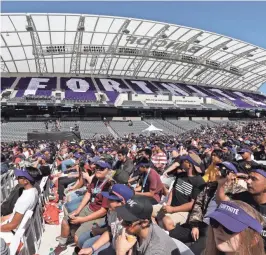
[217,172,236,186]
[78,247,93,255]
[69,216,85,224]
[91,226,102,236]
[163,172,169,178]
[82,172,90,180]
[162,205,174,213]
[116,228,136,255]
[69,209,80,217]
[191,227,199,241]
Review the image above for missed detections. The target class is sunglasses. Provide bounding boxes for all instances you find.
[121,220,140,227]
[95,167,106,172]
[210,218,234,235]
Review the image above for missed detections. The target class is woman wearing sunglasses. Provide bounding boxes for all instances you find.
[204,200,264,255]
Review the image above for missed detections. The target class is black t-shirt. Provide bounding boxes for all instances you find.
[237,160,259,174]
[230,191,266,250]
[254,151,266,161]
[171,172,205,207]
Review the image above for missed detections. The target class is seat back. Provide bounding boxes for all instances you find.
[172,238,195,255]
[9,210,33,255]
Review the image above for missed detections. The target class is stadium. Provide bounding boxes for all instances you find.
[1,11,266,255]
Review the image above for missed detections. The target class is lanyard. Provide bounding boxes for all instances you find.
[142,168,151,193]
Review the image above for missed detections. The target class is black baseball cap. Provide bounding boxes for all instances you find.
[116,195,153,222]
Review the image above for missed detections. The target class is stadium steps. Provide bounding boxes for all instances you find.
[106,124,120,138]
[165,119,187,133]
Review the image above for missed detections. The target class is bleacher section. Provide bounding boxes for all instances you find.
[109,121,149,137]
[1,77,266,110]
[1,119,234,141]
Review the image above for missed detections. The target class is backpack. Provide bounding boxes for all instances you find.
[1,184,23,216]
[43,202,60,225]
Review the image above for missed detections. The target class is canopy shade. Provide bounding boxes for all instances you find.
[142,124,163,133]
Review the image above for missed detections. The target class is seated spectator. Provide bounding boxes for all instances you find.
[204,200,264,255]
[61,153,76,172]
[113,148,134,184]
[0,168,39,243]
[236,148,259,174]
[134,157,164,205]
[1,154,9,174]
[55,160,112,255]
[78,184,134,255]
[151,143,168,174]
[153,152,205,229]
[115,196,181,255]
[202,149,225,183]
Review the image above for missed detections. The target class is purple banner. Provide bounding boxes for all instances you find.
[1,77,16,92]
[125,79,158,94]
[15,77,56,96]
[61,77,96,92]
[95,78,130,93]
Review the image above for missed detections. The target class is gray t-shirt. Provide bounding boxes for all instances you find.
[107,211,123,249]
[133,224,180,255]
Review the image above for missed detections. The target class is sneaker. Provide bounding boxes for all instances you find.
[53,245,67,255]
[56,236,74,245]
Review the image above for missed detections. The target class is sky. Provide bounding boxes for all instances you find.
[2,1,266,93]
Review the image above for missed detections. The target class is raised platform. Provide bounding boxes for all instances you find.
[27,131,81,141]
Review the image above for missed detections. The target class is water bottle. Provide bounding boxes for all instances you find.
[49,248,55,255]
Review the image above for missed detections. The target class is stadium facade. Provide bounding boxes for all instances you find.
[1,13,266,121]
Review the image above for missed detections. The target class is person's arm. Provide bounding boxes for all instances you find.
[167,189,173,205]
[76,191,91,213]
[216,174,235,204]
[91,230,110,250]
[0,214,12,224]
[70,207,107,224]
[78,231,111,255]
[0,212,24,232]
[68,179,81,191]
[163,162,179,175]
[135,190,155,198]
[170,200,194,213]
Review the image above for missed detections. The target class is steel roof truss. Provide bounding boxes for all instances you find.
[99,19,130,76]
[130,24,170,77]
[70,15,85,74]
[26,15,48,74]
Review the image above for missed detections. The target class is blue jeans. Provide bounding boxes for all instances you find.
[61,159,75,172]
[67,188,86,202]
[79,235,110,254]
[64,196,83,213]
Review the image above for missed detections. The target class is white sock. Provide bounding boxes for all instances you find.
[59,237,67,245]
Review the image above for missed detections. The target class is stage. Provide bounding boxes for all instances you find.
[27,131,81,141]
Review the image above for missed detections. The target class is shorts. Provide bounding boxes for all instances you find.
[152,204,189,226]
[66,206,105,239]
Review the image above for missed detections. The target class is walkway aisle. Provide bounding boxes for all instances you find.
[38,211,75,255]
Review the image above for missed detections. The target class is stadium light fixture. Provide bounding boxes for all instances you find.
[161,33,168,39]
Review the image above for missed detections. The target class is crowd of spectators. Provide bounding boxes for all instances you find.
[0,120,266,255]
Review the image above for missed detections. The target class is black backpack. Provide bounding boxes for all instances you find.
[1,184,23,216]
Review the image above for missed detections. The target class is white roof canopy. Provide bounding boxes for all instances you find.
[142,124,163,133]
[1,13,266,91]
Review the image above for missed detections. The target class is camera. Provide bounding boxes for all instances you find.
[219,166,230,178]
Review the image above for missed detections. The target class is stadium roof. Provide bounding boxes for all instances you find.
[1,13,266,91]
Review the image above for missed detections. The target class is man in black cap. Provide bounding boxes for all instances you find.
[115,196,180,255]
[237,148,259,174]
